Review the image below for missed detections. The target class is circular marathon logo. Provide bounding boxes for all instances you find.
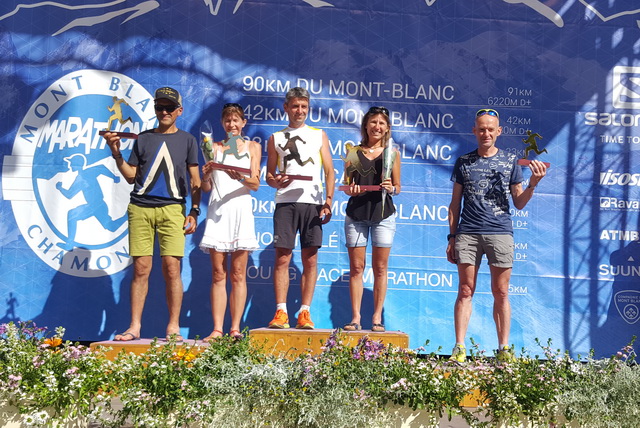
[2,70,155,277]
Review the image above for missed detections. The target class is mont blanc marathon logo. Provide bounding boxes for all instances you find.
[1,70,155,277]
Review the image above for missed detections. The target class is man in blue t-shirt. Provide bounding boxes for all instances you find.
[446,108,547,363]
[104,87,201,342]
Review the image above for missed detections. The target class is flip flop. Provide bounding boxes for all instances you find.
[203,330,224,342]
[343,322,362,331]
[230,330,244,339]
[165,333,184,342]
[114,332,139,341]
[371,323,386,332]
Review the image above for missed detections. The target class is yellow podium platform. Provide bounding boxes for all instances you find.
[90,328,409,360]
[249,327,409,358]
[89,338,194,360]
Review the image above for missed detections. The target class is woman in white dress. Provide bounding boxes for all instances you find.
[200,103,261,340]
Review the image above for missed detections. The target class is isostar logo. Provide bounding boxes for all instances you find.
[613,66,640,109]
[614,290,640,325]
[1,70,155,277]
[599,170,640,186]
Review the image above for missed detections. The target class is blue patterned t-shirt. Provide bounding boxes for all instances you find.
[451,149,523,234]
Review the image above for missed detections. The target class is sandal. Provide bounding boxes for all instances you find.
[203,330,223,342]
[114,331,140,341]
[343,322,362,331]
[230,330,244,339]
[371,323,386,332]
[165,333,184,342]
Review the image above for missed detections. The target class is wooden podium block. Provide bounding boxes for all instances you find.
[90,329,409,361]
[248,328,409,358]
[90,338,207,360]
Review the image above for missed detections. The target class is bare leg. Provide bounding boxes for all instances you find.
[273,247,292,304]
[453,263,479,344]
[209,250,228,337]
[347,246,366,325]
[229,250,249,333]
[115,255,151,340]
[161,255,183,337]
[300,246,318,306]
[371,246,391,326]
[490,265,512,346]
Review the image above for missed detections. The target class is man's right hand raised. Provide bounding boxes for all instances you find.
[103,131,121,156]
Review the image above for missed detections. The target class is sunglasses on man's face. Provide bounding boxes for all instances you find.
[476,108,499,118]
[154,104,179,113]
[368,106,389,116]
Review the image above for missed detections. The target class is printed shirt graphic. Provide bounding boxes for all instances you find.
[128,129,198,206]
[451,149,523,234]
[272,124,325,204]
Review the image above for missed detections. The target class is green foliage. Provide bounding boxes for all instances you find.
[470,339,576,427]
[0,321,110,426]
[1,323,639,427]
[557,340,639,428]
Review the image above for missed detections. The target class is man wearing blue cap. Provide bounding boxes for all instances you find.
[104,86,201,342]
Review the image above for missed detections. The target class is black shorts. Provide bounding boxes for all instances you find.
[273,203,323,249]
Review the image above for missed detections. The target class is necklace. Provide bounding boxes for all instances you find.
[364,144,380,153]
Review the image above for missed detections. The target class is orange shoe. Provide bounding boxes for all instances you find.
[296,310,314,329]
[268,309,290,329]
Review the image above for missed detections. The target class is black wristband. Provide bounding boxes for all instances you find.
[112,152,123,160]
[447,234,456,241]
[189,206,200,216]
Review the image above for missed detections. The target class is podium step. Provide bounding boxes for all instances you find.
[90,328,409,360]
[249,327,409,358]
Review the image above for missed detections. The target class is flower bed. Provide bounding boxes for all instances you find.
[0,321,638,427]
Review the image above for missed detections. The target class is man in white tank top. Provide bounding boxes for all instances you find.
[265,87,335,329]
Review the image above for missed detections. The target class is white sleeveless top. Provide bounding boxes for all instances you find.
[199,143,258,252]
[272,124,326,205]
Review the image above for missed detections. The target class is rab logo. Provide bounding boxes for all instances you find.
[614,290,640,325]
[612,66,640,109]
[1,70,155,277]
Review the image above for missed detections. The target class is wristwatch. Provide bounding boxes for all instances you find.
[190,206,201,216]
[447,233,456,241]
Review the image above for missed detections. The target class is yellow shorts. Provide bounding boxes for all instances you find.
[128,204,186,257]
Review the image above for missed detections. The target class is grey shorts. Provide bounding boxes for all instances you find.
[273,202,323,249]
[454,234,514,268]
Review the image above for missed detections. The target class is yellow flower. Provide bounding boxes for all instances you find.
[44,337,62,348]
[172,347,197,362]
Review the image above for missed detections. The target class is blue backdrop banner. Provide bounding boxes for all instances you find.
[1,0,639,357]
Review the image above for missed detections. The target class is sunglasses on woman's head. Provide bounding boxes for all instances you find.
[368,106,389,116]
